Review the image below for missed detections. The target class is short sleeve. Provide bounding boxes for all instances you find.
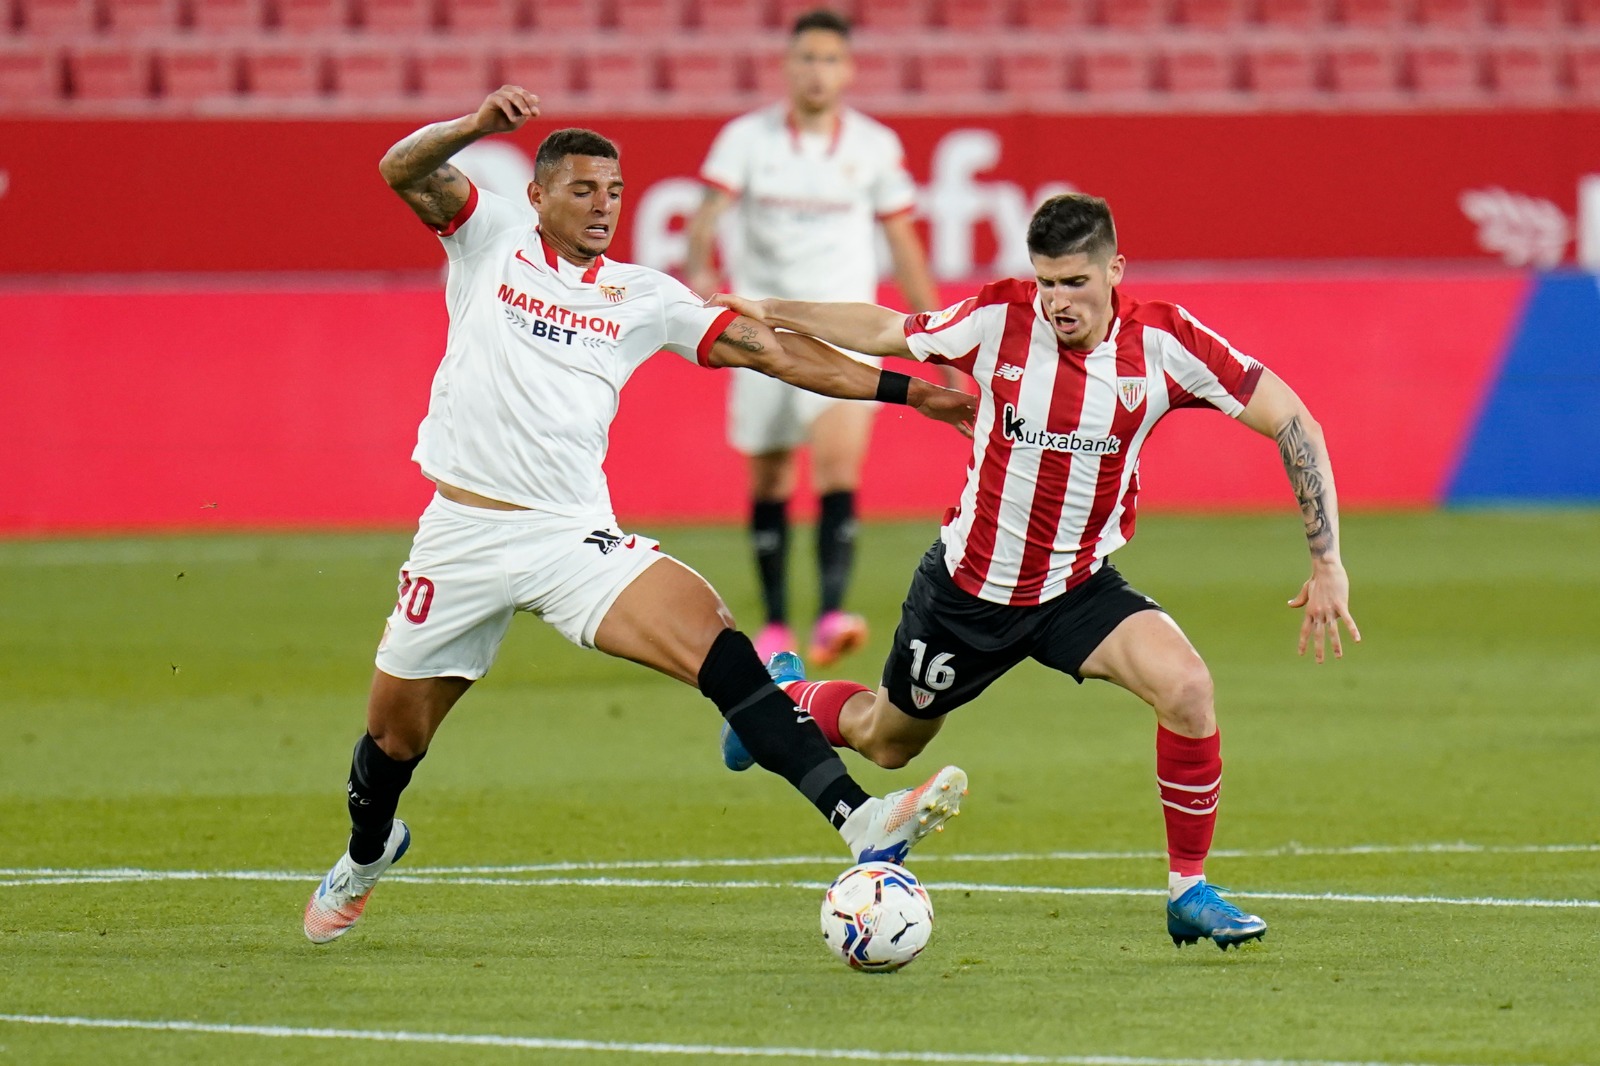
[699,118,750,198]
[1155,303,1265,417]
[658,273,739,366]
[435,183,532,260]
[903,296,990,372]
[871,130,918,220]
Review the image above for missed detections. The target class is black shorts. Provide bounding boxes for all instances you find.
[883,541,1164,720]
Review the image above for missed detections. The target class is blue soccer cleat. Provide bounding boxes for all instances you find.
[719,650,807,772]
[1166,881,1267,950]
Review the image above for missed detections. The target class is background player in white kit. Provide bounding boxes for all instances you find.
[685,8,940,669]
[715,194,1362,951]
[303,87,979,944]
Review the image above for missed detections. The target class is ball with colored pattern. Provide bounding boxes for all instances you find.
[819,861,934,972]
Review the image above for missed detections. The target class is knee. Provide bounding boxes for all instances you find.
[860,734,928,771]
[367,722,428,762]
[1154,660,1214,732]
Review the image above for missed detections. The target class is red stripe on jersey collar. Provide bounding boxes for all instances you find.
[785,110,843,156]
[536,229,606,284]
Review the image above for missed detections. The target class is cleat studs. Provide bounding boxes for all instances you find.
[934,825,944,833]
[919,815,929,825]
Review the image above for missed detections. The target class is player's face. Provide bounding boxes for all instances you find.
[1031,250,1125,351]
[786,29,852,113]
[529,154,624,259]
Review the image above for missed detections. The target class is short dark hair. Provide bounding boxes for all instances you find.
[534,128,620,182]
[1026,193,1118,261]
[792,7,851,37]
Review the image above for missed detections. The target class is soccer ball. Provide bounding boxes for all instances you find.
[819,861,934,972]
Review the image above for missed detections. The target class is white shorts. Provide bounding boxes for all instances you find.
[726,348,883,456]
[374,494,663,680]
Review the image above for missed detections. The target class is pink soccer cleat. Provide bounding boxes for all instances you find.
[808,610,868,667]
[753,622,795,664]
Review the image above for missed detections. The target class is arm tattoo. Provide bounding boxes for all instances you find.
[721,320,765,353]
[1276,416,1334,558]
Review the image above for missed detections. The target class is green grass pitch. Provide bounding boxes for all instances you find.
[1,510,1597,1065]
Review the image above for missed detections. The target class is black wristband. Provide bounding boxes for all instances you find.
[874,370,912,405]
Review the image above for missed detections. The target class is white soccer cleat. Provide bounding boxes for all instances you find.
[841,765,968,865]
[303,819,410,944]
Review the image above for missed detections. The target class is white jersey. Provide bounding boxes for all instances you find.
[413,182,737,516]
[700,104,917,302]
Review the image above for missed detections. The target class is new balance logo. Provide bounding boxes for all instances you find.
[1001,404,1122,455]
[995,363,1025,381]
[583,530,623,554]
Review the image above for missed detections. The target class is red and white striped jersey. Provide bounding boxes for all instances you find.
[904,280,1264,606]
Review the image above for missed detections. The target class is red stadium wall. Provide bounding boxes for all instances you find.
[0,111,1596,274]
[0,271,1526,534]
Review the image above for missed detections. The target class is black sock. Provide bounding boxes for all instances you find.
[347,733,424,864]
[751,498,790,626]
[817,490,857,615]
[699,629,869,827]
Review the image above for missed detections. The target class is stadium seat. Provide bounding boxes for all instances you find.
[440,0,524,31]
[414,45,489,98]
[1099,0,1170,29]
[939,0,1015,29]
[0,45,63,103]
[241,44,324,95]
[661,43,742,97]
[1334,0,1410,26]
[1574,0,1600,25]
[359,0,438,33]
[103,0,182,35]
[998,48,1070,104]
[612,0,687,34]
[328,45,408,97]
[1244,43,1322,98]
[853,0,934,29]
[771,0,852,29]
[693,0,765,31]
[1014,0,1091,28]
[847,48,904,95]
[157,45,237,100]
[1162,46,1239,92]
[1173,0,1248,29]
[1414,0,1486,25]
[1079,45,1155,94]
[1486,42,1563,101]
[1571,41,1600,98]
[189,0,268,33]
[567,44,658,107]
[1257,0,1329,27]
[68,45,151,98]
[1326,40,1402,93]
[1492,0,1564,26]
[906,46,994,98]
[274,0,353,33]
[17,0,98,35]
[1408,42,1484,99]
[529,0,601,30]
[749,44,787,95]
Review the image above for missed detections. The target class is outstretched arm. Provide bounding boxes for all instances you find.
[379,85,540,229]
[710,294,914,359]
[706,317,974,435]
[1238,369,1362,663]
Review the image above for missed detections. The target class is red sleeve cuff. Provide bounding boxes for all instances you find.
[699,175,740,198]
[696,308,741,367]
[876,205,915,222]
[434,181,479,236]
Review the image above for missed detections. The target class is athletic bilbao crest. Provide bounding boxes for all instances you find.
[1117,376,1147,412]
[911,685,936,710]
[599,284,627,303]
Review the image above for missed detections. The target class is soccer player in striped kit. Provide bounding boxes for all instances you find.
[716,193,1361,950]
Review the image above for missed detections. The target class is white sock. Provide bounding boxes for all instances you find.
[837,798,881,854]
[1169,871,1205,900]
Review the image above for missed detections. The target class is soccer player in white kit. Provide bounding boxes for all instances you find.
[685,8,940,669]
[716,194,1363,951]
[302,87,978,945]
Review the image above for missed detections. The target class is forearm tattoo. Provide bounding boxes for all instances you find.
[721,320,764,353]
[1276,416,1334,558]
[409,164,463,226]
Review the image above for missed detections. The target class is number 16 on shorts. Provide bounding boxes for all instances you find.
[908,639,955,711]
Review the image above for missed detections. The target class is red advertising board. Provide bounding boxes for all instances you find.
[0,111,1596,276]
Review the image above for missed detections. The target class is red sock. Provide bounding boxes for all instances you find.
[1156,726,1222,878]
[781,680,870,748]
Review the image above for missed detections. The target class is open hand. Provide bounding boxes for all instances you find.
[474,85,540,134]
[909,380,978,438]
[1288,562,1361,663]
[709,292,772,323]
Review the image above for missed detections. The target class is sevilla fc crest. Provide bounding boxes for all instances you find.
[599,284,627,303]
[1116,376,1147,412]
[911,685,936,710]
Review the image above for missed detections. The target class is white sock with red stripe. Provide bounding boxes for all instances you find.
[781,680,870,748]
[1156,726,1221,900]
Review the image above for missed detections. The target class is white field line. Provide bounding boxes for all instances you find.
[0,1013,1512,1066]
[0,871,1594,910]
